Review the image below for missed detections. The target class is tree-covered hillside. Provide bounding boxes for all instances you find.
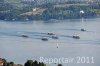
[0,0,100,21]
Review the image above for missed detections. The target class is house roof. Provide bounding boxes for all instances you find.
[0,58,4,65]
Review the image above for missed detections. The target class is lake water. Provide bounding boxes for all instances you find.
[0,18,100,66]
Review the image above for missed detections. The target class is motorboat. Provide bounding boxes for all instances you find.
[41,37,48,41]
[51,35,59,39]
[47,33,55,35]
[21,35,29,38]
[72,35,80,39]
[81,29,86,31]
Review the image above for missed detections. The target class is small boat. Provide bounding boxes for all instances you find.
[81,29,86,31]
[41,37,48,41]
[72,35,80,39]
[21,35,29,38]
[51,35,59,39]
[47,33,55,35]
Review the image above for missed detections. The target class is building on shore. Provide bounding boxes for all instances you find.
[0,58,4,66]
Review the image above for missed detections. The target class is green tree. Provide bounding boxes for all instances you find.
[58,64,62,66]
[6,62,11,66]
[32,60,38,66]
[24,60,33,66]
[0,0,4,2]
[9,62,14,66]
